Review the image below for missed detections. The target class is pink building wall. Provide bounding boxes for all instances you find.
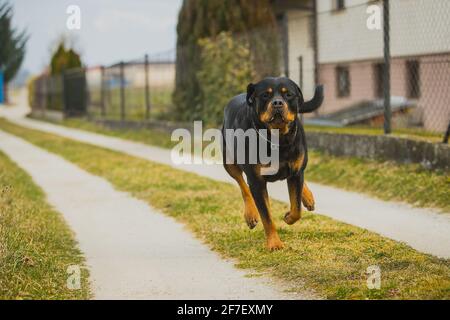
[420,54,450,132]
[317,53,450,132]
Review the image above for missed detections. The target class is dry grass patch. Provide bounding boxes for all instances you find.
[1,119,449,299]
[0,150,90,299]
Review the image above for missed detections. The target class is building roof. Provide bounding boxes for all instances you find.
[305,97,417,127]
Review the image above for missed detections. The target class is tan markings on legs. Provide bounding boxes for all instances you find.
[285,177,302,225]
[259,188,283,250]
[290,154,305,173]
[302,182,315,211]
[224,163,259,229]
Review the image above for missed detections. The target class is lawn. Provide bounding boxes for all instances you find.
[304,124,445,143]
[87,86,174,121]
[0,150,90,299]
[0,119,449,299]
[42,118,450,212]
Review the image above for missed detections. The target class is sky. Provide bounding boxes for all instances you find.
[11,0,183,74]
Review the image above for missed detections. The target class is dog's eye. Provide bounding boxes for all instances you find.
[261,92,271,99]
[285,92,294,99]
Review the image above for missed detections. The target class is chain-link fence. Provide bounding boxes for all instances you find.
[170,0,449,139]
[260,0,449,139]
[30,0,450,141]
[30,50,175,122]
[85,50,175,122]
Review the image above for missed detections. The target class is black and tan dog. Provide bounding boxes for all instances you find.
[222,77,324,250]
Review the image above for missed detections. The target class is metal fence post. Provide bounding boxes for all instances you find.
[444,122,450,144]
[383,0,392,134]
[46,76,51,115]
[120,61,125,122]
[43,76,48,116]
[144,54,151,120]
[62,71,68,116]
[100,66,105,118]
[312,0,319,87]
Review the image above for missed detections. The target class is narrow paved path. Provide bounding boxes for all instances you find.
[1,104,449,259]
[0,129,309,299]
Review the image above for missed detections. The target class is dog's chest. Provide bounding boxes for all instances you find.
[262,157,302,182]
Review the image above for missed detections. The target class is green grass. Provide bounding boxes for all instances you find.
[0,150,90,299]
[306,152,450,212]
[87,87,174,121]
[59,118,176,149]
[304,125,444,143]
[0,119,449,299]
[46,118,450,212]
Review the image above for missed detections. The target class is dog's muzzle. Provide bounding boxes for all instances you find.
[269,99,288,123]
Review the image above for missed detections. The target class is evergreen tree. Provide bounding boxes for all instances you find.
[0,1,28,103]
[50,42,82,75]
[174,0,280,121]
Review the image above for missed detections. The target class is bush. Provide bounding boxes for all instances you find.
[173,0,280,122]
[197,32,255,126]
[27,76,36,109]
[50,43,82,75]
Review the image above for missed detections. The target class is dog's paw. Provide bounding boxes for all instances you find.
[301,186,315,212]
[303,201,315,212]
[266,235,284,251]
[284,211,301,225]
[245,214,258,229]
[244,202,259,229]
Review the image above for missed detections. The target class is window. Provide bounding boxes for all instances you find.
[406,60,421,99]
[336,66,350,97]
[374,63,385,98]
[333,0,346,11]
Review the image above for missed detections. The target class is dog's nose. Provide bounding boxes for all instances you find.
[272,99,284,109]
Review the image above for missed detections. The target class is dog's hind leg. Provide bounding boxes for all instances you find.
[302,182,315,211]
[223,163,259,229]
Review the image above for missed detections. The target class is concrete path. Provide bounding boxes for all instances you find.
[1,104,449,259]
[0,129,311,299]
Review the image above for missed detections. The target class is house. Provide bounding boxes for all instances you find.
[272,0,450,132]
[103,60,175,89]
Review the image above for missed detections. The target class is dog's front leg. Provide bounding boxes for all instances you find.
[302,182,315,211]
[285,173,304,225]
[223,163,259,229]
[248,177,283,250]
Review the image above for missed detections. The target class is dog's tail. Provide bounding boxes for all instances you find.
[299,85,324,114]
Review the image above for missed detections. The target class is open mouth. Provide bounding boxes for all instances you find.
[269,113,286,124]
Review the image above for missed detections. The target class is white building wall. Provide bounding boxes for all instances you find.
[390,0,450,57]
[317,0,450,64]
[317,0,382,64]
[287,10,315,99]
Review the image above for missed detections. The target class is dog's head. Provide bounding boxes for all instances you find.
[246,77,324,134]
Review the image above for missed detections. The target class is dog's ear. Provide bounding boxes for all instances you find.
[246,83,255,106]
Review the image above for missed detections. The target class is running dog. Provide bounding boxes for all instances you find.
[222,77,323,250]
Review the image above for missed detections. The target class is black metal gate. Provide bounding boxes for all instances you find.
[63,68,87,117]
